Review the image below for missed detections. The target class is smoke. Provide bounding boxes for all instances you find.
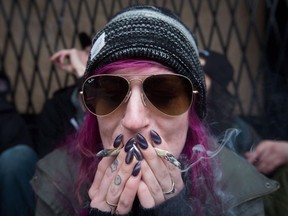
[180,128,242,215]
[181,128,240,172]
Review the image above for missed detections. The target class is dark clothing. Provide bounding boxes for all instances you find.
[264,165,288,216]
[31,146,278,216]
[0,98,36,216]
[206,82,261,156]
[0,98,32,153]
[0,145,38,216]
[206,79,286,216]
[36,85,84,158]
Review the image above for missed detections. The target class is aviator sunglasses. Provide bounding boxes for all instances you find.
[80,74,198,116]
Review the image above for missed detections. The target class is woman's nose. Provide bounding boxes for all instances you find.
[121,88,149,132]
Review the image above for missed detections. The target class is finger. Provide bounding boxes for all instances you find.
[246,144,267,164]
[137,133,183,198]
[257,154,281,174]
[140,160,164,204]
[142,148,174,198]
[51,50,68,61]
[245,151,258,164]
[137,133,173,189]
[50,51,61,61]
[116,170,141,214]
[89,147,126,200]
[255,148,270,165]
[161,156,184,198]
[90,150,128,212]
[137,180,155,208]
[106,157,139,205]
[89,157,120,199]
[59,52,70,64]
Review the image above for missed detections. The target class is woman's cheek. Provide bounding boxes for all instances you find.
[97,118,117,148]
[156,115,189,157]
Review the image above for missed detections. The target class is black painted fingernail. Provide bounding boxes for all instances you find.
[137,133,148,149]
[125,148,134,164]
[132,161,141,177]
[113,134,123,148]
[125,138,135,152]
[150,130,162,145]
[133,145,143,161]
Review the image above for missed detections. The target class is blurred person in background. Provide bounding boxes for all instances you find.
[0,72,38,216]
[35,32,91,158]
[200,49,288,215]
[199,49,261,156]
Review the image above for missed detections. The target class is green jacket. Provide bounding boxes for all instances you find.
[31,147,279,216]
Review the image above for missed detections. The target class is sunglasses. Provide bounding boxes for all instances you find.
[80,74,198,116]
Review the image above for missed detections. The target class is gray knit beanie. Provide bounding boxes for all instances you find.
[85,5,206,119]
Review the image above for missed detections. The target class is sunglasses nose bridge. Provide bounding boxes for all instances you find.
[123,90,132,103]
[141,93,147,107]
[125,77,146,106]
[123,88,147,108]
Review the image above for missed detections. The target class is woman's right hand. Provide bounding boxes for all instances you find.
[88,148,142,214]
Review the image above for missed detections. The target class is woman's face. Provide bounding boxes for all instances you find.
[96,66,189,158]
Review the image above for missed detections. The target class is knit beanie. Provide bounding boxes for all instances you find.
[85,5,206,119]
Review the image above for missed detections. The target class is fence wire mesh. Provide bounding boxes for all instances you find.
[0,0,287,138]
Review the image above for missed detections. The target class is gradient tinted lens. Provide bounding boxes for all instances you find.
[143,74,193,115]
[82,75,129,116]
[82,74,193,116]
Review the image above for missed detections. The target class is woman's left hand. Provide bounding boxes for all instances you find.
[135,132,184,208]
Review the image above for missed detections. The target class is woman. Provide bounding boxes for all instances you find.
[32,5,278,216]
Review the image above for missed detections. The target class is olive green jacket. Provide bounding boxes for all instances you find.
[31,147,279,216]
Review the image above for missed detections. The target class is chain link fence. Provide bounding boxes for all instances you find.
[0,0,287,138]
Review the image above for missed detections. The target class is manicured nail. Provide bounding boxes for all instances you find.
[133,145,143,161]
[125,138,135,152]
[125,148,134,164]
[113,134,123,148]
[150,130,162,145]
[137,133,148,149]
[132,161,141,176]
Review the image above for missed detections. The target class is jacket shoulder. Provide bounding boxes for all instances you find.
[31,147,81,216]
[218,147,279,209]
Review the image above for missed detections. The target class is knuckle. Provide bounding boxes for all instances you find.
[109,185,120,197]
[97,161,107,173]
[118,198,131,209]
[159,169,170,179]
[88,188,98,199]
[150,184,162,197]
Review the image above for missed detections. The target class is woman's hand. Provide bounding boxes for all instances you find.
[88,148,141,214]
[135,131,184,208]
[88,131,184,214]
[50,48,88,78]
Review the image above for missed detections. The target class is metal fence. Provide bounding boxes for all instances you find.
[0,0,287,139]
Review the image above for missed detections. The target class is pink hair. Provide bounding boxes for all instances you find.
[74,59,220,215]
